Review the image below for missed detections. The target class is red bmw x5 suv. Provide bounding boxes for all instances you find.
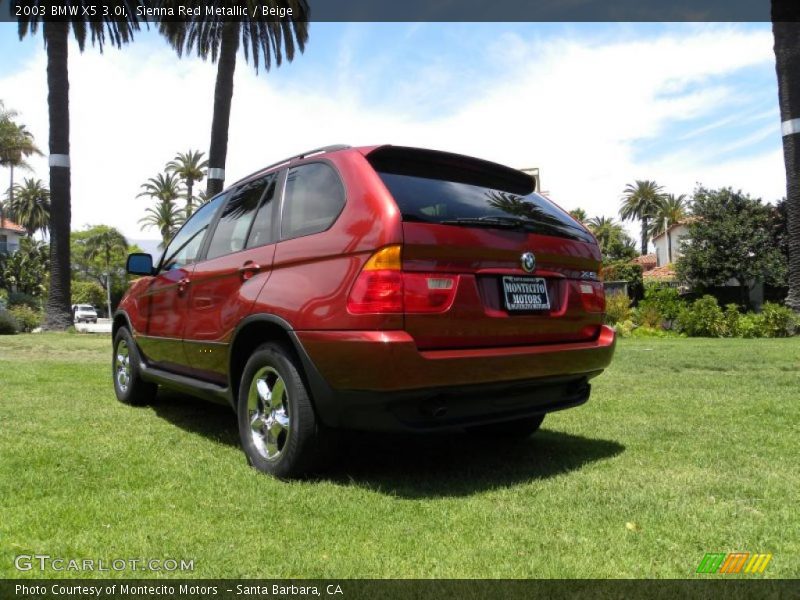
[114,144,616,478]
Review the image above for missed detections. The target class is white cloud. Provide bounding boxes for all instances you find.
[0,23,785,245]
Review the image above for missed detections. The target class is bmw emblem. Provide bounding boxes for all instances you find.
[521,252,536,273]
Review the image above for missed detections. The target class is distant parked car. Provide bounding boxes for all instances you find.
[73,304,98,324]
[113,144,616,478]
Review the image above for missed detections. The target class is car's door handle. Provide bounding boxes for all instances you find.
[177,277,190,294]
[238,261,262,280]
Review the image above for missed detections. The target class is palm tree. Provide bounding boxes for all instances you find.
[18,7,145,329]
[138,172,184,204]
[772,0,800,311]
[620,180,664,255]
[167,149,208,217]
[0,109,42,211]
[5,178,50,236]
[195,189,211,206]
[568,208,588,224]
[648,193,688,264]
[587,216,636,261]
[587,216,620,248]
[159,1,310,195]
[139,200,183,249]
[83,226,128,318]
[138,172,184,247]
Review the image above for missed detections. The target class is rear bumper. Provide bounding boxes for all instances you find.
[294,325,616,431]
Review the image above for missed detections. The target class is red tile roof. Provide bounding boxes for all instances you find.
[643,264,676,281]
[0,218,26,234]
[631,254,657,270]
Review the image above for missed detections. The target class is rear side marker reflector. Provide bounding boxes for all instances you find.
[427,278,454,290]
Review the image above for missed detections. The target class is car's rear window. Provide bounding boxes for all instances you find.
[367,146,593,243]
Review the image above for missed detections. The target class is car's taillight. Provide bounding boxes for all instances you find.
[347,245,458,314]
[347,246,404,314]
[578,280,605,313]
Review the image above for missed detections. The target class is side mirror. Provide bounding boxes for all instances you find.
[126,253,154,276]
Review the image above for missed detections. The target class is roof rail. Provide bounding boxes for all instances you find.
[289,144,351,161]
[229,145,351,188]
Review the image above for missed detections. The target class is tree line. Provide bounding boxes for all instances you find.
[572,181,789,309]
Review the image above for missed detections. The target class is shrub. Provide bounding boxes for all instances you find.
[723,304,741,338]
[754,302,798,338]
[737,313,759,338]
[615,319,636,338]
[0,288,8,310]
[675,295,726,337]
[8,305,42,333]
[7,291,40,311]
[641,284,684,322]
[634,303,662,329]
[605,291,632,325]
[0,308,19,335]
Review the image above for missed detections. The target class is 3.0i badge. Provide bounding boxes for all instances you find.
[521,251,536,273]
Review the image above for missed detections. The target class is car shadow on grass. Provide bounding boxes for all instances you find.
[326,428,625,498]
[150,391,625,498]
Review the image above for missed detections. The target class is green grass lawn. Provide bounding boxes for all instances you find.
[1,333,798,579]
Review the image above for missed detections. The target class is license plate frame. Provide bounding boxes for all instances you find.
[502,276,551,312]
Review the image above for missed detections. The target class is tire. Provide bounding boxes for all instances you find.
[112,327,158,406]
[465,414,546,438]
[237,342,334,479]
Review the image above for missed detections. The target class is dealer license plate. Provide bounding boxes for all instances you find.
[502,276,550,311]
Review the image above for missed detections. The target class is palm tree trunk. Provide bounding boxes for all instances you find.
[773,3,800,312]
[43,21,73,330]
[640,217,649,255]
[186,179,193,217]
[206,22,240,197]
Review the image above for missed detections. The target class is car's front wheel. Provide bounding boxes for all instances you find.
[112,327,157,406]
[237,343,333,479]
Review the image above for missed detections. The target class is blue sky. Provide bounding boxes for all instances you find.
[0,22,785,243]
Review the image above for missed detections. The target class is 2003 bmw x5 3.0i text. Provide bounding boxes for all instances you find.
[113,144,616,478]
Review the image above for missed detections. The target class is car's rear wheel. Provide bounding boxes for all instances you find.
[465,414,545,438]
[112,327,157,406]
[237,343,334,479]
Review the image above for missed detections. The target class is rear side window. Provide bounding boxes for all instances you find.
[281,163,345,240]
[368,147,593,243]
[206,176,271,260]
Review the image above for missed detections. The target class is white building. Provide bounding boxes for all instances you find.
[652,221,690,267]
[0,217,25,255]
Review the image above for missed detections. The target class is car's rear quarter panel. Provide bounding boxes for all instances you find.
[254,152,405,331]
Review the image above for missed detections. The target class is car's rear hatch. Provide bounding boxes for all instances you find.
[366,146,605,350]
